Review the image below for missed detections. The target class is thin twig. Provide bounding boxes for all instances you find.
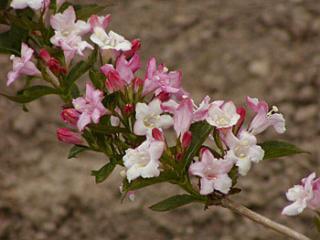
[221,198,311,240]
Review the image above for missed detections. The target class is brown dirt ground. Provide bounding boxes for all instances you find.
[0,0,320,239]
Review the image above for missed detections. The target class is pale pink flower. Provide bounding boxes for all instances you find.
[90,27,132,51]
[72,83,108,131]
[57,128,83,145]
[142,57,183,97]
[7,43,41,86]
[206,101,240,129]
[89,15,111,31]
[247,96,286,135]
[225,130,264,176]
[189,149,234,195]
[11,0,49,10]
[192,96,212,122]
[173,98,193,137]
[123,139,165,182]
[282,173,320,216]
[134,99,173,136]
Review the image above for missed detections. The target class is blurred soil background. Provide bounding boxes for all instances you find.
[0,0,320,239]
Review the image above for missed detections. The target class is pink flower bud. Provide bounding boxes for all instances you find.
[57,128,83,145]
[61,108,80,126]
[158,92,170,102]
[200,147,208,157]
[124,104,134,114]
[182,131,192,148]
[39,49,66,75]
[105,70,126,93]
[152,128,165,141]
[176,152,182,161]
[123,39,141,59]
[133,77,143,92]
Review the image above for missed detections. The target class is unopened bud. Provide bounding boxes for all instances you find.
[182,131,192,148]
[152,128,165,141]
[56,128,82,145]
[61,108,80,126]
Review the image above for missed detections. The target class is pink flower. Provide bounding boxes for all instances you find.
[39,49,66,74]
[143,57,183,97]
[173,98,193,137]
[72,83,108,131]
[206,101,240,129]
[247,96,286,135]
[50,6,92,64]
[7,43,41,86]
[181,131,192,148]
[123,139,165,182]
[152,128,165,142]
[101,53,141,84]
[192,96,212,122]
[189,149,234,195]
[61,108,80,127]
[57,128,83,145]
[282,173,320,216]
[89,15,111,31]
[104,70,126,93]
[122,39,141,59]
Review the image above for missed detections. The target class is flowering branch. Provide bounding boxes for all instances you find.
[221,198,311,240]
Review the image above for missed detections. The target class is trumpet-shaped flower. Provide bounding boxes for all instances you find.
[173,98,193,137]
[89,15,111,30]
[7,43,41,86]
[247,96,286,135]
[206,101,240,129]
[189,149,234,195]
[72,83,108,131]
[10,0,49,9]
[225,130,264,176]
[143,57,183,97]
[90,27,132,51]
[134,99,173,136]
[123,139,165,182]
[282,173,320,216]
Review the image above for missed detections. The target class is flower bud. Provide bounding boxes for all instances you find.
[152,128,164,141]
[39,49,66,75]
[61,108,80,126]
[235,107,246,131]
[56,128,82,145]
[182,131,192,148]
[158,92,170,102]
[133,77,143,92]
[124,39,141,59]
[105,70,126,93]
[124,104,134,115]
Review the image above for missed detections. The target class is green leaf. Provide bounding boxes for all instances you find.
[0,25,28,54]
[68,145,89,159]
[65,48,97,88]
[260,140,308,160]
[88,124,128,134]
[91,162,116,183]
[1,85,60,104]
[123,171,178,192]
[74,4,110,20]
[183,121,213,171]
[150,194,199,212]
[89,69,105,89]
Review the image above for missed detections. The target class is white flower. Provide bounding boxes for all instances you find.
[282,173,315,216]
[11,0,48,10]
[133,99,173,136]
[206,101,240,129]
[90,27,132,51]
[123,139,165,182]
[225,131,264,176]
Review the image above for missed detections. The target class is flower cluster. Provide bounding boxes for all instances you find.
[1,1,309,218]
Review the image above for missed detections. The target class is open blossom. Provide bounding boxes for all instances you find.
[247,96,286,135]
[142,57,183,97]
[90,27,132,51]
[50,6,92,64]
[134,99,173,136]
[7,43,41,86]
[225,130,264,176]
[189,149,234,195]
[123,139,165,182]
[10,0,49,9]
[206,101,240,129]
[101,53,141,85]
[88,15,111,31]
[57,128,83,145]
[72,83,108,131]
[282,173,320,216]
